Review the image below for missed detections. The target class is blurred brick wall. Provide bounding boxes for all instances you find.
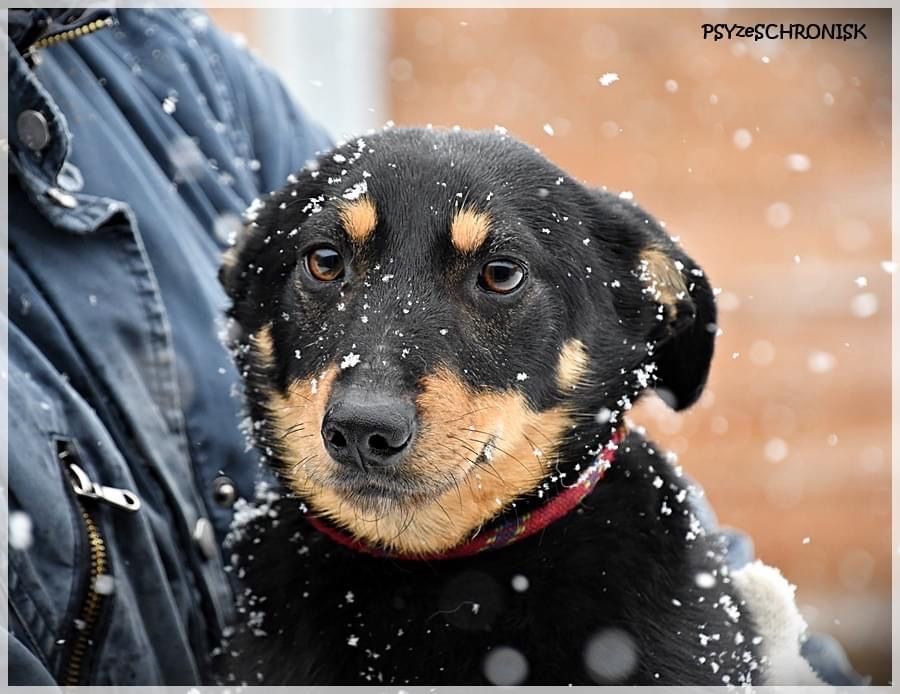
[210,7,891,680]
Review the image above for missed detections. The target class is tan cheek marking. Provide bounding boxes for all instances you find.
[267,365,340,494]
[450,208,492,253]
[338,197,378,244]
[252,324,276,370]
[312,368,572,556]
[254,324,340,492]
[640,247,689,320]
[556,339,589,391]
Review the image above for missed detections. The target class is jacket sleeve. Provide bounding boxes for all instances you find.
[195,9,334,193]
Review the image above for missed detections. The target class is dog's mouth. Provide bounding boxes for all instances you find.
[325,434,498,507]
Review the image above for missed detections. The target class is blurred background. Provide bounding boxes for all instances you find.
[208,7,891,681]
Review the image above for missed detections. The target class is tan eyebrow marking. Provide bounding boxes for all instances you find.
[450,208,492,253]
[338,197,378,243]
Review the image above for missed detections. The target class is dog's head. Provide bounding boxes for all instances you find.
[222,128,716,555]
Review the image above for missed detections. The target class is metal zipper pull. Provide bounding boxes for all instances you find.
[67,462,142,512]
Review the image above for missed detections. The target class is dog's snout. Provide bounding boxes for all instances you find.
[322,395,416,470]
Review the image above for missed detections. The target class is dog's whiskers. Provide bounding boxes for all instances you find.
[441,406,494,424]
[289,455,315,473]
[455,431,533,475]
[279,422,306,439]
[442,436,506,482]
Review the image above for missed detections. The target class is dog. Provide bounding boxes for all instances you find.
[217,127,821,685]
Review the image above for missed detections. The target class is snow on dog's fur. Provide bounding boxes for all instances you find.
[217,128,814,685]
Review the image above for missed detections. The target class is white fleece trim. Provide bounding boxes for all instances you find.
[731,560,824,685]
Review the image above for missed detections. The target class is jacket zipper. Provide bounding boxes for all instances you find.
[62,506,107,687]
[56,441,140,685]
[27,16,114,59]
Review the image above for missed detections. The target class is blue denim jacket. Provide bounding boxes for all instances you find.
[6,8,329,684]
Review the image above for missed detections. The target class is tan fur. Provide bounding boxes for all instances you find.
[255,333,573,555]
[556,339,589,391]
[338,197,378,243]
[220,223,253,277]
[221,246,239,274]
[252,325,276,370]
[450,208,492,253]
[640,247,688,319]
[253,326,340,490]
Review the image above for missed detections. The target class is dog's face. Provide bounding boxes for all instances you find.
[222,128,715,555]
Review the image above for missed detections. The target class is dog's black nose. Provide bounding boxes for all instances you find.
[322,395,415,469]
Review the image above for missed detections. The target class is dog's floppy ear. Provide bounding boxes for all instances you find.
[589,189,716,411]
[638,239,717,411]
[217,214,279,336]
[219,226,249,300]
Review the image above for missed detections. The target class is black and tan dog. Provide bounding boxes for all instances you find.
[218,128,820,685]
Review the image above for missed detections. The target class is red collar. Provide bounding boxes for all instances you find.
[304,426,626,561]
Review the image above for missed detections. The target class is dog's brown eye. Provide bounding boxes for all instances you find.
[478,260,526,294]
[306,246,344,282]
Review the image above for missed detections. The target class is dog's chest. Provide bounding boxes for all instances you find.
[234,510,760,686]
[250,540,586,683]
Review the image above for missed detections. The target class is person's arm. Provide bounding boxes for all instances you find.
[195,8,333,191]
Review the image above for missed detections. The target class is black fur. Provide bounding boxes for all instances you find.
[218,128,763,685]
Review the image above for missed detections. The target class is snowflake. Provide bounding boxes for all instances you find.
[341,353,361,369]
[598,72,620,86]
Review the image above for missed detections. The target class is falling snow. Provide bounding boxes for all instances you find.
[807,350,836,374]
[9,511,33,550]
[483,646,529,686]
[511,574,530,592]
[584,628,638,683]
[850,292,878,318]
[765,202,792,229]
[784,153,811,172]
[94,574,116,595]
[732,128,753,150]
[598,72,620,87]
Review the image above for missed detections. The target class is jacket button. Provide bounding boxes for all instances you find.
[211,475,237,508]
[192,517,217,560]
[16,110,51,152]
